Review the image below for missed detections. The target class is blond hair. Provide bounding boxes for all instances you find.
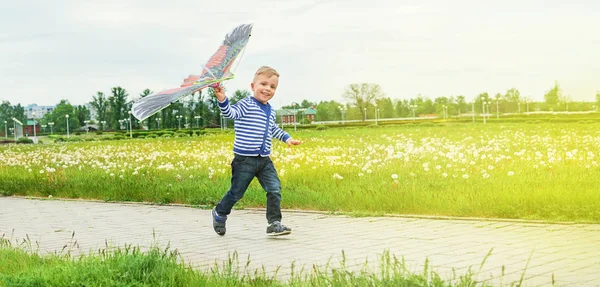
[254,66,279,81]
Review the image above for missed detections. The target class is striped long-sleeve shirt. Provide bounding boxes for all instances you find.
[218,96,291,157]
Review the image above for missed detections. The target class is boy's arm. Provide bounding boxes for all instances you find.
[213,84,247,120]
[271,123,302,146]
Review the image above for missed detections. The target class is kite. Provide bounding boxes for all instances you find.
[131,23,253,121]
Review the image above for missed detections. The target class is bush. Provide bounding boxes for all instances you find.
[75,132,81,135]
[316,125,329,131]
[67,136,83,142]
[96,131,103,135]
[192,130,206,137]
[17,137,33,144]
[146,134,158,139]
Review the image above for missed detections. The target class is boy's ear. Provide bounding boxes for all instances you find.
[250,82,255,91]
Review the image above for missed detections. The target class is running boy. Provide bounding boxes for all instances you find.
[211,66,301,236]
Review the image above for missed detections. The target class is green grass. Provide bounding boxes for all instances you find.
[1,122,600,222]
[0,237,506,287]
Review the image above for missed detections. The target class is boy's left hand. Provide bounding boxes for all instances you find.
[286,138,302,147]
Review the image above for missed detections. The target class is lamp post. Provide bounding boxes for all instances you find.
[3,120,6,139]
[363,107,367,121]
[471,102,475,123]
[128,111,133,138]
[176,115,182,129]
[518,102,521,114]
[373,103,378,125]
[49,122,54,135]
[65,114,70,138]
[32,112,37,139]
[484,101,491,124]
[194,116,200,128]
[442,105,447,120]
[410,104,417,121]
[496,99,500,118]
[339,105,346,125]
[100,120,106,131]
[155,118,161,129]
[526,101,530,113]
[84,120,90,135]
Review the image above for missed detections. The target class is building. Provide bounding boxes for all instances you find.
[25,104,54,119]
[275,107,318,124]
[24,119,40,136]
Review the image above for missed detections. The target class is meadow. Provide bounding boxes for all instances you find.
[1,122,599,222]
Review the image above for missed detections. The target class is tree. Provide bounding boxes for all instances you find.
[342,83,384,121]
[433,96,450,117]
[12,104,26,127]
[544,81,560,106]
[74,105,91,125]
[231,89,251,105]
[315,100,344,122]
[455,95,467,115]
[475,92,491,113]
[0,101,13,123]
[90,92,109,124]
[206,87,224,128]
[395,99,410,117]
[378,97,395,119]
[0,101,17,136]
[50,100,78,132]
[300,100,315,108]
[505,88,520,103]
[108,87,129,130]
[504,88,520,113]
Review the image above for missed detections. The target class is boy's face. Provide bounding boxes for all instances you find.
[251,74,279,104]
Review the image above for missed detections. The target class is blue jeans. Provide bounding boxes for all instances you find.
[215,154,282,223]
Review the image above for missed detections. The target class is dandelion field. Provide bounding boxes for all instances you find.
[1,122,600,222]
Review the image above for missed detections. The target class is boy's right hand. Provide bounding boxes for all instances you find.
[212,82,226,102]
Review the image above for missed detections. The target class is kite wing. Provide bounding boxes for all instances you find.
[131,23,253,121]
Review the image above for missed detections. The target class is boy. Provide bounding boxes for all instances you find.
[211,66,301,236]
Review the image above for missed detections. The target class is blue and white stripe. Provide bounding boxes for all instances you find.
[218,96,290,156]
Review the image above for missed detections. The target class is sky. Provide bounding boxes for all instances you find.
[1,0,599,108]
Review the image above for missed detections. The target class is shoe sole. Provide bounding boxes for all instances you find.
[212,209,226,236]
[266,230,292,236]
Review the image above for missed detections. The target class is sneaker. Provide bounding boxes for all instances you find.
[212,208,227,236]
[266,221,292,236]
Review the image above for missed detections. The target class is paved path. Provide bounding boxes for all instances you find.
[1,197,599,286]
